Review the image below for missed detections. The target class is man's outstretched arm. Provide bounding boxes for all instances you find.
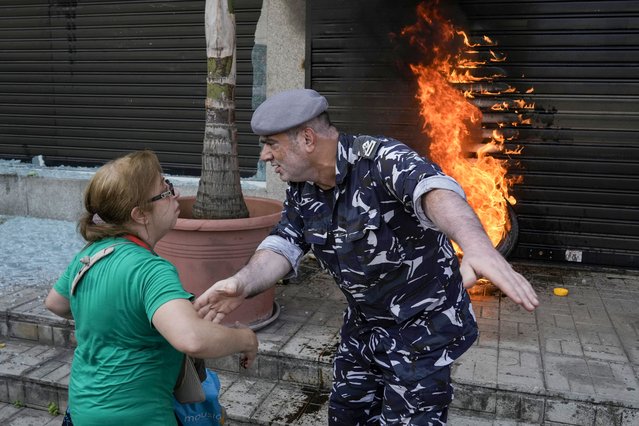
[422,188,539,312]
[193,249,292,323]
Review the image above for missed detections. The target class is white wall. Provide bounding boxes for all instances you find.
[0,161,266,221]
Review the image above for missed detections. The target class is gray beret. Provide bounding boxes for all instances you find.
[251,89,329,136]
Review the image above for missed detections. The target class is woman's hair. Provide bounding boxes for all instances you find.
[78,150,163,242]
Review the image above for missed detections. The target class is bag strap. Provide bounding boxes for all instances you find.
[70,234,152,295]
[70,241,128,295]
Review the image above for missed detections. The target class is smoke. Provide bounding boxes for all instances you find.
[391,0,470,72]
[350,0,423,80]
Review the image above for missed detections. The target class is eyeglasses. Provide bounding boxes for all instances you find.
[149,179,175,202]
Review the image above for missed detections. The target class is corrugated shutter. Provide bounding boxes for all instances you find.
[309,0,639,268]
[308,0,425,153]
[0,0,261,176]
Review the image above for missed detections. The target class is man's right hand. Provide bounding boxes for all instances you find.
[193,277,247,323]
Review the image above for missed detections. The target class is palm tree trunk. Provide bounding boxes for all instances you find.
[192,0,249,219]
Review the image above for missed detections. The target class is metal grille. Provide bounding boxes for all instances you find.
[0,0,262,176]
[309,0,639,268]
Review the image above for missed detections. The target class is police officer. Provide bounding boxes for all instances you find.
[194,88,539,425]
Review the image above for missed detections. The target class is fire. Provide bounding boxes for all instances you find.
[401,0,530,250]
[489,50,507,62]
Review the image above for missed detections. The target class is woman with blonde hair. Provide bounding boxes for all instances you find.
[45,150,257,425]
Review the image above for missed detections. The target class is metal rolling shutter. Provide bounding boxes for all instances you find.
[309,0,639,268]
[308,0,425,154]
[0,0,261,176]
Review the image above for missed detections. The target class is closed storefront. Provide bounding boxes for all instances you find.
[0,0,262,176]
[309,0,639,268]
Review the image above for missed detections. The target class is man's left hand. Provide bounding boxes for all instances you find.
[460,248,539,312]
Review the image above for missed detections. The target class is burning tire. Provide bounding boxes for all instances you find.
[495,202,518,258]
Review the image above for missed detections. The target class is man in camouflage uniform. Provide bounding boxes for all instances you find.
[195,89,539,425]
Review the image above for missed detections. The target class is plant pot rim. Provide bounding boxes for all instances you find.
[173,195,282,232]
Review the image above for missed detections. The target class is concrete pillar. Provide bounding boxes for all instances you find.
[253,0,306,201]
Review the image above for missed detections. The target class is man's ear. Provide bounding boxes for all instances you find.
[302,127,316,152]
[131,206,148,225]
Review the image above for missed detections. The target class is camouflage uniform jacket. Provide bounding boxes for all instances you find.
[259,133,472,324]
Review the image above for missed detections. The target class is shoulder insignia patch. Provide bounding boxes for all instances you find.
[353,136,382,159]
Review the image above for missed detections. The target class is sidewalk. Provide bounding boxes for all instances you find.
[1,214,639,425]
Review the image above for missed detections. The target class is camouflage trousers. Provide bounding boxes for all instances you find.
[328,296,478,425]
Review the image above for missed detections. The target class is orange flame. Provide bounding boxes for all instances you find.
[402,0,529,249]
[483,35,496,45]
[514,99,535,109]
[489,50,507,62]
[449,69,485,83]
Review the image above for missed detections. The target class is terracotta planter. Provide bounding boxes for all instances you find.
[155,196,283,329]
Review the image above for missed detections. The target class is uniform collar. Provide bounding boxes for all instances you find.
[335,133,357,187]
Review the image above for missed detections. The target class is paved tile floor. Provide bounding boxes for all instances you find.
[210,257,639,424]
[2,215,639,424]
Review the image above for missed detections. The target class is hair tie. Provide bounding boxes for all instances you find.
[92,213,105,225]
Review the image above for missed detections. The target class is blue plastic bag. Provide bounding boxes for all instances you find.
[173,369,226,426]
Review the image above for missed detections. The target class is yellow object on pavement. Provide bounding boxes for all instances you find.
[553,287,569,297]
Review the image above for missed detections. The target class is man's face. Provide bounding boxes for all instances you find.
[259,130,311,182]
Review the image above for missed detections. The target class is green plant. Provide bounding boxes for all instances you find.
[13,400,24,408]
[48,402,60,416]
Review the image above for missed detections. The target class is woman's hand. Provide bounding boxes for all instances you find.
[236,326,259,369]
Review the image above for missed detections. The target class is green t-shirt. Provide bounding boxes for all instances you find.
[54,237,193,425]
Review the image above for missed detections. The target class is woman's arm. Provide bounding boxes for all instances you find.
[152,298,259,367]
[44,288,73,319]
